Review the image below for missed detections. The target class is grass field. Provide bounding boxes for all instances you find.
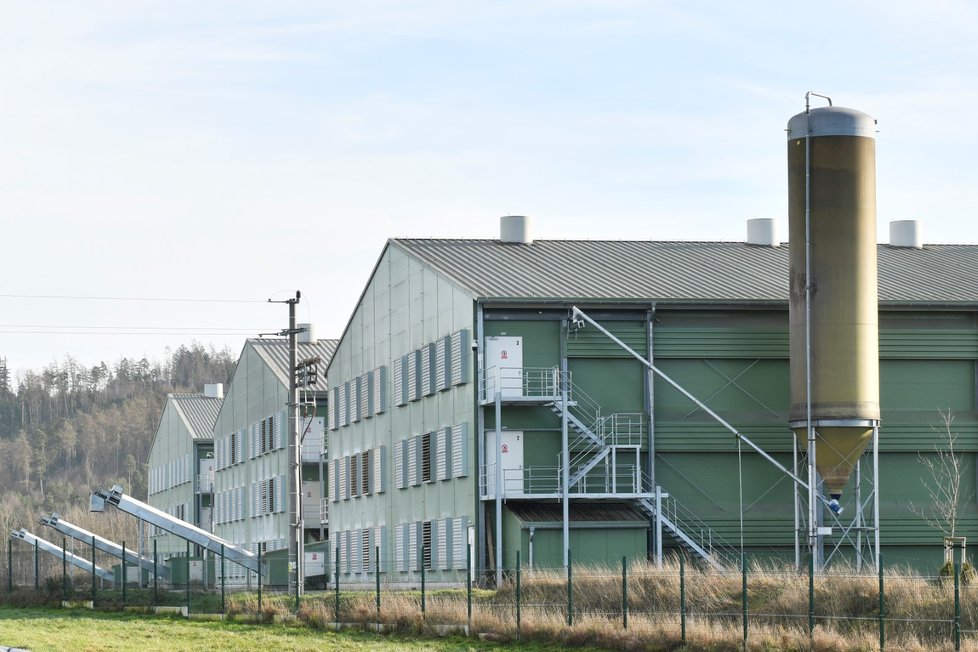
[0,608,581,652]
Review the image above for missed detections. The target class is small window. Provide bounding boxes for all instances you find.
[260,419,267,454]
[230,432,237,465]
[361,451,370,496]
[362,530,372,572]
[422,521,433,570]
[421,433,432,483]
[267,415,274,450]
[349,455,358,499]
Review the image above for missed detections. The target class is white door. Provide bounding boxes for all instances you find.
[485,336,523,398]
[304,551,326,577]
[199,506,212,532]
[199,459,214,492]
[485,430,525,496]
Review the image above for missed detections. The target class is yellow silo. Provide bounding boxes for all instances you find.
[787,105,880,503]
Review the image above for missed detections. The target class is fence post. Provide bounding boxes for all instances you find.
[185,539,190,616]
[258,546,263,619]
[680,554,686,646]
[8,537,13,593]
[153,539,158,606]
[878,553,885,651]
[295,542,301,617]
[622,555,628,630]
[466,542,472,632]
[122,540,127,607]
[808,552,815,639]
[954,561,961,651]
[741,556,748,644]
[34,539,39,591]
[91,535,96,606]
[420,545,426,619]
[334,548,340,626]
[516,550,521,641]
[567,548,573,627]
[375,545,381,619]
[220,544,226,617]
[62,538,67,604]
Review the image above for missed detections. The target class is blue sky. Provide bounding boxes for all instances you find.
[2,1,976,375]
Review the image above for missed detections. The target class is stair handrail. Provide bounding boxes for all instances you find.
[640,472,741,565]
[553,375,648,485]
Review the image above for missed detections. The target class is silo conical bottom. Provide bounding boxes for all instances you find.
[793,426,873,497]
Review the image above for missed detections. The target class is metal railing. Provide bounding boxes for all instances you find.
[480,463,646,498]
[637,473,740,566]
[300,439,323,464]
[554,375,646,487]
[480,366,570,402]
[595,413,645,445]
[196,473,214,494]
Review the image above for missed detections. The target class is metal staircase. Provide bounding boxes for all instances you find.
[478,362,738,568]
[633,482,740,569]
[550,394,644,488]
[550,376,737,569]
[549,378,643,491]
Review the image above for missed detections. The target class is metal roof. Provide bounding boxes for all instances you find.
[508,502,648,525]
[391,239,978,306]
[249,338,339,392]
[169,394,223,440]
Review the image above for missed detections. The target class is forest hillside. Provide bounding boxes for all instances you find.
[0,344,236,539]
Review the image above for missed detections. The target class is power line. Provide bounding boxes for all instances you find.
[0,293,266,304]
[0,324,265,331]
[0,329,266,336]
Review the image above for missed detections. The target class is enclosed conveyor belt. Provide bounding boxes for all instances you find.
[40,513,170,580]
[91,485,262,575]
[10,528,114,582]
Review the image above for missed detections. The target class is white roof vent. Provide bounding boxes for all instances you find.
[203,383,223,399]
[298,323,316,344]
[746,218,779,247]
[889,220,922,249]
[500,215,533,244]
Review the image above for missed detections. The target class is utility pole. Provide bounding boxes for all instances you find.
[269,291,303,605]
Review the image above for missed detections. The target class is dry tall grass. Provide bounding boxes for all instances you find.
[276,558,978,651]
[13,556,978,650]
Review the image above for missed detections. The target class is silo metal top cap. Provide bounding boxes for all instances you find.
[787,106,876,140]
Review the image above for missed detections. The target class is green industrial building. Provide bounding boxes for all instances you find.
[147,385,223,555]
[210,335,336,583]
[326,216,978,582]
[148,335,337,584]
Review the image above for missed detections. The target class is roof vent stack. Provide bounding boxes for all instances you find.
[203,383,223,399]
[500,215,533,244]
[746,218,779,247]
[889,220,923,249]
[298,323,316,344]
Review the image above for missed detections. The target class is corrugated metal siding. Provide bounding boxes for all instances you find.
[393,239,978,305]
[567,322,647,357]
[655,329,790,358]
[879,330,978,358]
[878,244,978,303]
[249,338,339,392]
[170,394,223,440]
